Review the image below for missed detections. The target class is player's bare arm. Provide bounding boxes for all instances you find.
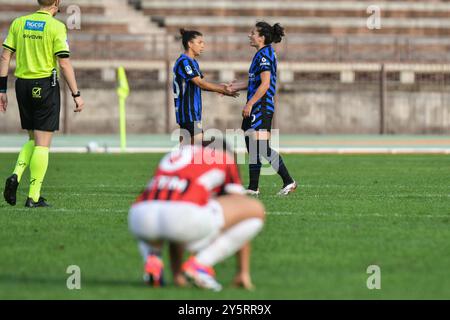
[234,243,255,290]
[242,71,271,118]
[228,79,248,92]
[191,76,239,97]
[0,49,13,112]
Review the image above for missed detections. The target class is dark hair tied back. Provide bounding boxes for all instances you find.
[179,28,203,50]
[255,21,285,45]
[271,23,285,44]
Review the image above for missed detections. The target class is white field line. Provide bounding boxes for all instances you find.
[43,193,449,198]
[1,147,450,154]
[41,184,449,189]
[5,208,449,218]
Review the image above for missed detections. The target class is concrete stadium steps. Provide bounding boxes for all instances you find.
[69,35,450,62]
[1,0,450,62]
[138,0,450,37]
[1,21,450,62]
[0,0,164,35]
[112,0,450,63]
[165,34,450,62]
[0,1,166,60]
[2,29,449,62]
[101,0,165,35]
[160,16,450,36]
[0,0,106,13]
[67,34,167,60]
[140,0,450,18]
[0,5,105,14]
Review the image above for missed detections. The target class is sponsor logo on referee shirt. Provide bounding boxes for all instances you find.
[25,20,46,32]
[23,34,43,40]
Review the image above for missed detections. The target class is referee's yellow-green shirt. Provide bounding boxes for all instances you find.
[2,10,70,79]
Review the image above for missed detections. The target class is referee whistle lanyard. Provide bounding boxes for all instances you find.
[117,67,130,152]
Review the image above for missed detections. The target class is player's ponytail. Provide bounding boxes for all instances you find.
[179,28,203,51]
[255,21,285,45]
[272,23,285,44]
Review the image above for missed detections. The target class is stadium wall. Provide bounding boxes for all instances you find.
[1,84,449,135]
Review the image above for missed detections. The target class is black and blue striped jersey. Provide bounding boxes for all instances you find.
[173,54,204,124]
[247,45,277,115]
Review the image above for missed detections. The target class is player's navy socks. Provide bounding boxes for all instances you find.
[261,140,294,187]
[277,157,294,187]
[245,136,250,153]
[249,163,262,191]
[246,136,262,191]
[247,136,293,190]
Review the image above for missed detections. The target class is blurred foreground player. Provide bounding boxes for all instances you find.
[128,142,265,291]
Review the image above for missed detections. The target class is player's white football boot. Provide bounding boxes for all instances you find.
[245,189,260,197]
[277,181,297,196]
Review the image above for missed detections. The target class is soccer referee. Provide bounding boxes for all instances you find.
[1,0,85,208]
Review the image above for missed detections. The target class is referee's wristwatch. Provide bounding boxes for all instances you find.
[72,91,81,98]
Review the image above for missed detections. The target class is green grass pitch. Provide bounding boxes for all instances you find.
[0,153,449,299]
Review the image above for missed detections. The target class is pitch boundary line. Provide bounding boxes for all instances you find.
[0,147,449,154]
[4,208,449,218]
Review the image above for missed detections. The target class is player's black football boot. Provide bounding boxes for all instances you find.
[25,197,50,208]
[4,174,19,206]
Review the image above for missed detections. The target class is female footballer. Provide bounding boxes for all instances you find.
[230,22,297,196]
[173,29,239,145]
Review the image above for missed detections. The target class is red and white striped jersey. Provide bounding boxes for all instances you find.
[135,145,244,206]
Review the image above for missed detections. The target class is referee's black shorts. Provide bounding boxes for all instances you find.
[15,77,61,132]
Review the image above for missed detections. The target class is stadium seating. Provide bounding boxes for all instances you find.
[138,0,450,34]
[1,1,449,135]
[2,0,450,62]
[135,0,450,62]
[0,0,165,60]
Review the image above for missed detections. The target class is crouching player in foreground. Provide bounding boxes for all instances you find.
[128,142,265,291]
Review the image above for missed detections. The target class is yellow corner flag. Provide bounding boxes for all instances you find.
[117,67,130,152]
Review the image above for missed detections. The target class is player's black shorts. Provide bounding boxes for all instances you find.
[15,77,61,132]
[241,105,273,132]
[179,121,203,137]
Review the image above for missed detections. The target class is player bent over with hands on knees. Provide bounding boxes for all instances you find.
[128,141,265,291]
